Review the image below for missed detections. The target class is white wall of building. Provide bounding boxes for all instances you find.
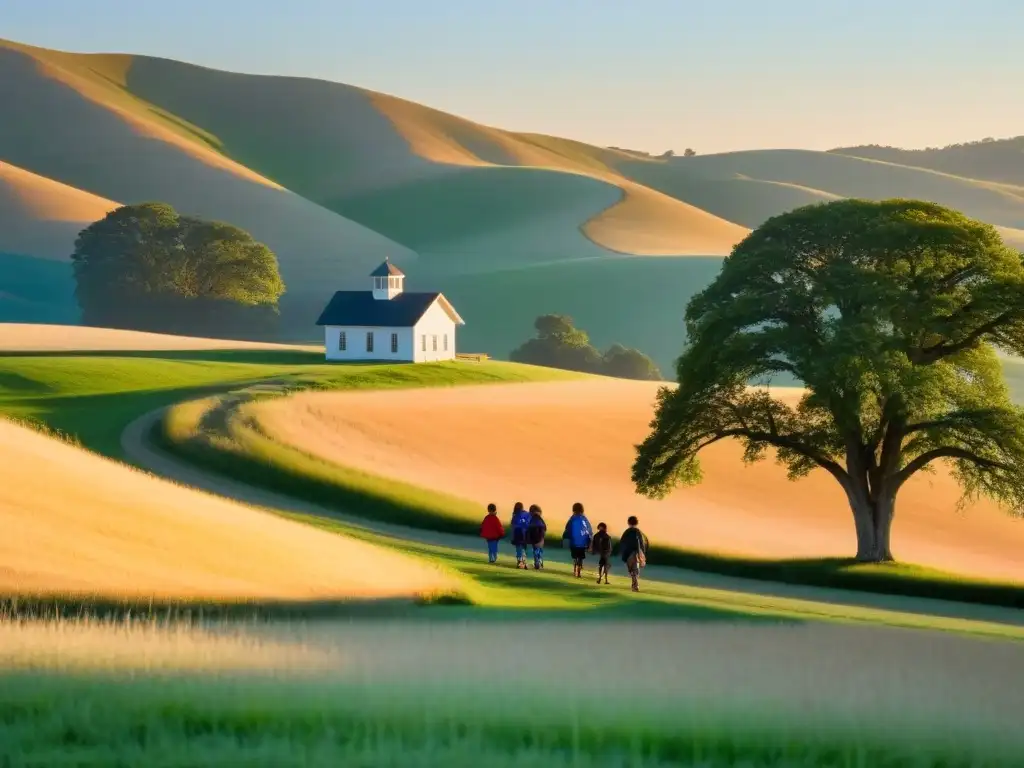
[412,301,457,362]
[323,325,415,362]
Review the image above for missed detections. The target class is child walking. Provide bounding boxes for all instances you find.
[527,504,547,569]
[510,501,532,569]
[591,522,612,584]
[479,503,505,564]
[561,502,593,578]
[618,516,650,592]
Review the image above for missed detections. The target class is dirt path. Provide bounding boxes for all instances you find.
[121,408,1024,628]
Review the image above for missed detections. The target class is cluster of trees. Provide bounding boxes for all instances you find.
[72,203,285,337]
[511,315,662,381]
[659,148,697,158]
[832,135,1019,154]
[607,146,697,158]
[632,198,1024,563]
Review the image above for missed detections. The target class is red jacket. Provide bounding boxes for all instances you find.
[480,514,505,540]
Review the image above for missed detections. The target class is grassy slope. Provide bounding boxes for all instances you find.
[830,136,1024,186]
[122,54,746,259]
[616,150,1024,234]
[0,160,118,260]
[0,37,414,319]
[0,350,580,458]
[157,379,1024,610]
[0,417,458,604]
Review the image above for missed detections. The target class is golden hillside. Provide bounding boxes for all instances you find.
[0,417,452,600]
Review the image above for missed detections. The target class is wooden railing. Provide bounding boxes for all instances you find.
[455,353,490,362]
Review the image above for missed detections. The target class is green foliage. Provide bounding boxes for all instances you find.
[633,198,1024,561]
[603,343,663,381]
[511,314,662,380]
[71,203,285,334]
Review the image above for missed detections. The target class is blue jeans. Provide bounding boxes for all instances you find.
[532,545,544,568]
[486,539,499,562]
[515,543,528,562]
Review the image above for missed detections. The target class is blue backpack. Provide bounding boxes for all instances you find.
[566,515,593,549]
[510,510,531,544]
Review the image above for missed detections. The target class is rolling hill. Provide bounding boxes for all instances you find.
[0,417,453,601]
[831,136,1024,186]
[2,36,1023,371]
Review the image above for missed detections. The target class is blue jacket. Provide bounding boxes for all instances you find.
[562,514,593,549]
[510,510,532,544]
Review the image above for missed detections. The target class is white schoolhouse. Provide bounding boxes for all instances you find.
[316,260,465,363]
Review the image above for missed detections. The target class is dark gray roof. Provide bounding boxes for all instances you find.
[316,291,441,327]
[369,259,405,277]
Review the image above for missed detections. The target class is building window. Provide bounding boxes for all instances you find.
[443,334,448,351]
[391,332,398,354]
[339,331,346,351]
[366,331,374,353]
[432,335,438,351]
[421,334,426,351]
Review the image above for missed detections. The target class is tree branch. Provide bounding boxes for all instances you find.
[893,446,1011,490]
[913,311,1013,363]
[701,427,850,487]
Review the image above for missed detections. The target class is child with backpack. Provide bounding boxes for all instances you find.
[509,501,532,569]
[561,502,593,578]
[527,504,547,570]
[479,503,505,564]
[619,515,650,592]
[591,522,612,584]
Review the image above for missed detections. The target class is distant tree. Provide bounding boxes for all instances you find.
[511,314,601,372]
[660,149,675,158]
[603,343,662,381]
[511,315,662,380]
[72,203,285,336]
[683,148,697,157]
[632,199,1024,563]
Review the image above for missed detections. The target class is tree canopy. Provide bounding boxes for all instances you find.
[511,314,662,381]
[632,198,1024,562]
[72,203,285,335]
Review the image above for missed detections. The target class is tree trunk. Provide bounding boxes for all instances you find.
[850,495,895,563]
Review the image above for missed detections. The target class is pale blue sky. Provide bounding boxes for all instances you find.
[2,0,1020,153]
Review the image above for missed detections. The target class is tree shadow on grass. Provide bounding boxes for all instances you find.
[0,371,57,394]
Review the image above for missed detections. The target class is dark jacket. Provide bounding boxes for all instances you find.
[527,512,547,546]
[591,531,612,558]
[618,527,649,561]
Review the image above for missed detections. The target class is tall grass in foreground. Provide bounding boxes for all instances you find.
[3,617,1024,766]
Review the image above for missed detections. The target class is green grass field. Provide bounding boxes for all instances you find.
[5,665,1022,767]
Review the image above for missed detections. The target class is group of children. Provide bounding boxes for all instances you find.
[479,501,651,592]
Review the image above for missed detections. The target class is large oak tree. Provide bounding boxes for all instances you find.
[632,199,1024,562]
[72,203,285,335]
